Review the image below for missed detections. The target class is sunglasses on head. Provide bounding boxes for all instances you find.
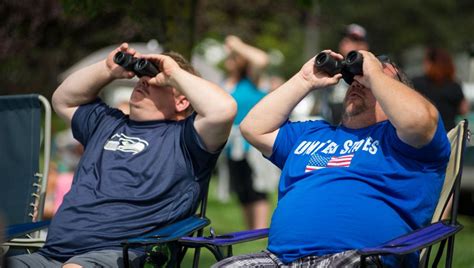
[376,55,403,82]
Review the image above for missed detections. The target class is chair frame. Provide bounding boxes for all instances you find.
[1,94,52,249]
[121,182,212,268]
[35,95,52,223]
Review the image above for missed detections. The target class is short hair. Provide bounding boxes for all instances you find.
[161,51,198,115]
[162,51,200,77]
[377,55,413,88]
[342,23,368,42]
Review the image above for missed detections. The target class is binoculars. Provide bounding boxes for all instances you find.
[315,50,363,84]
[113,51,159,77]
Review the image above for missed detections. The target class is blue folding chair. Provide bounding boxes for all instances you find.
[121,185,212,268]
[178,119,469,268]
[0,94,52,251]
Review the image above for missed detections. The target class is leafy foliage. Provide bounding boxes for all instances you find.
[0,0,472,97]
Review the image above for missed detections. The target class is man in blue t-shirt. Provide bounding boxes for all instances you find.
[213,50,450,267]
[8,43,237,267]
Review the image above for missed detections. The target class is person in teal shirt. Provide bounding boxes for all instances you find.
[221,35,272,230]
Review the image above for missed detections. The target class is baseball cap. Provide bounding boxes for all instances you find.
[343,23,367,42]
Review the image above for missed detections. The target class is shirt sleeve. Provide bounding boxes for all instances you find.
[71,99,123,146]
[385,116,451,168]
[182,113,222,181]
[268,120,326,169]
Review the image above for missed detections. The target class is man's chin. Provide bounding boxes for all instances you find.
[130,92,145,103]
[344,103,366,117]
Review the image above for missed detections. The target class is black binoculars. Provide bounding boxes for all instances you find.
[113,51,159,77]
[314,50,363,84]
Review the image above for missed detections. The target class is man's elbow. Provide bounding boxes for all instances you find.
[210,97,237,125]
[403,106,439,146]
[51,90,64,114]
[51,89,75,122]
[224,98,238,123]
[240,117,257,144]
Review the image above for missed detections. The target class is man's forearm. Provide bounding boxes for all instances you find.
[240,73,313,155]
[52,60,114,121]
[170,68,236,121]
[169,67,237,152]
[369,72,438,146]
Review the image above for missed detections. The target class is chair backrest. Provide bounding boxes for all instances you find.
[0,94,51,226]
[419,119,469,266]
[431,119,468,222]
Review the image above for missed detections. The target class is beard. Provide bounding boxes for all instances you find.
[342,96,369,118]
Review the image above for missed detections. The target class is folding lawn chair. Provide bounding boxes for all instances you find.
[121,176,212,268]
[0,94,212,267]
[0,94,52,252]
[178,119,470,268]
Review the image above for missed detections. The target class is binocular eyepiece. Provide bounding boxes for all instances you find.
[113,51,159,77]
[315,50,363,84]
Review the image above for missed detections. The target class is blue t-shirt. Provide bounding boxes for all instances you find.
[267,118,450,266]
[39,100,220,261]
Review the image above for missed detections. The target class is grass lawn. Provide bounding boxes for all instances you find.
[182,178,474,267]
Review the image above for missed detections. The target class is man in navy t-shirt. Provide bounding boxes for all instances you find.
[213,50,450,267]
[9,43,236,267]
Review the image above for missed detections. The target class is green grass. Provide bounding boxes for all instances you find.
[182,178,474,267]
[181,178,274,267]
[428,216,474,267]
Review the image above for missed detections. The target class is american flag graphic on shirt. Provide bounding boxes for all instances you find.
[305,154,354,172]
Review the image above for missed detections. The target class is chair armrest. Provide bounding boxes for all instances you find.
[121,215,210,247]
[5,220,50,241]
[358,221,463,257]
[179,228,269,247]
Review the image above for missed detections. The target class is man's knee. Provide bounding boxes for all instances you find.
[7,253,62,268]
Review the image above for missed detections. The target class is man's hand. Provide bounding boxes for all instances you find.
[299,50,343,91]
[105,43,140,80]
[53,42,140,124]
[142,54,182,88]
[352,50,386,88]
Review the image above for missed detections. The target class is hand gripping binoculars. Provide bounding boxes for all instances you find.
[314,50,363,85]
[113,51,159,77]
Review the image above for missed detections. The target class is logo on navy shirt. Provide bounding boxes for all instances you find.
[104,133,149,155]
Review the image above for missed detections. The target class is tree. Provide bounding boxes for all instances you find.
[1,0,473,97]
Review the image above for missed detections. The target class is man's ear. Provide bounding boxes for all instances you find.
[175,94,190,113]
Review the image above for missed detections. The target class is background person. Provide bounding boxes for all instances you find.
[324,23,370,124]
[8,43,236,268]
[412,47,469,131]
[214,50,450,267]
[43,128,83,219]
[220,35,275,230]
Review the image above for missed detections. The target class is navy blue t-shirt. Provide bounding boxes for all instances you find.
[39,99,220,261]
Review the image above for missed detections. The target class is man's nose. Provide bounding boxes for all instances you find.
[138,77,149,86]
[350,81,363,89]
